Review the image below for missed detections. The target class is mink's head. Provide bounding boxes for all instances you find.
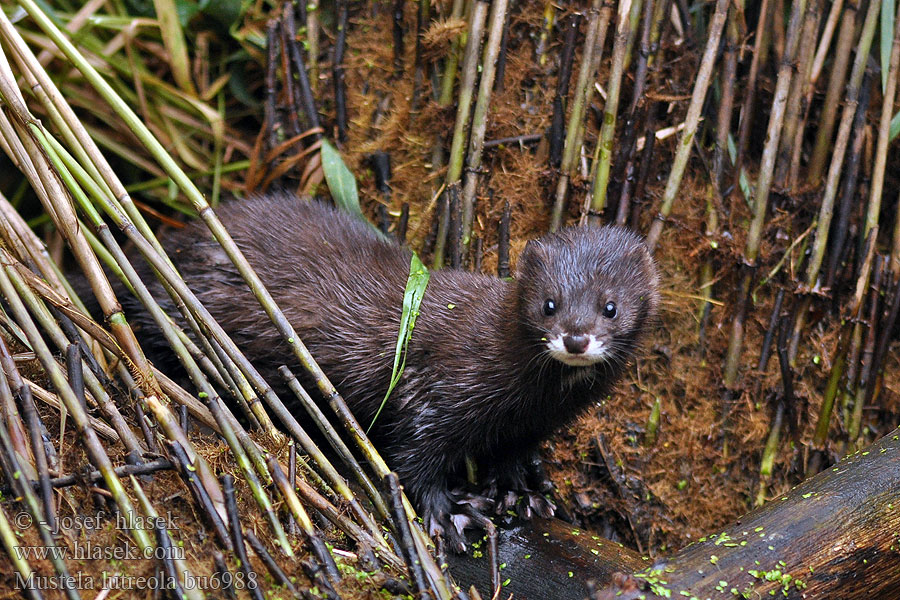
[515,225,659,367]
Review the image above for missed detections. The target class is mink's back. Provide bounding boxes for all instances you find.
[131,195,513,434]
[152,196,411,410]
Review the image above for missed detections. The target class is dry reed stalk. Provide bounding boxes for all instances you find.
[306,0,320,92]
[871,4,900,253]
[808,0,859,183]
[535,1,556,66]
[444,0,489,187]
[775,0,821,188]
[722,0,809,389]
[0,400,76,600]
[130,475,204,600]
[733,0,772,191]
[0,253,153,552]
[438,0,467,107]
[587,0,643,222]
[436,0,488,267]
[846,258,886,446]
[613,0,660,225]
[551,0,610,231]
[460,0,509,249]
[807,232,877,474]
[280,367,392,528]
[756,307,791,506]
[809,0,844,83]
[644,0,730,252]
[549,14,583,168]
[787,0,881,362]
[0,502,40,600]
[0,337,55,530]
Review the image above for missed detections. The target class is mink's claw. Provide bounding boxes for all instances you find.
[493,488,556,519]
[479,449,558,519]
[456,491,495,513]
[425,493,496,553]
[427,509,468,554]
[522,491,556,519]
[495,490,520,515]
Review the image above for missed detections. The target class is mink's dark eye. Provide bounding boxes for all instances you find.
[543,299,557,317]
[602,301,617,318]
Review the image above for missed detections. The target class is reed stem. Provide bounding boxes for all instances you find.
[460,0,509,249]
[551,0,610,230]
[587,0,643,222]
[722,0,809,388]
[645,0,729,251]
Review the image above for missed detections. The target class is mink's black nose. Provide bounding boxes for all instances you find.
[563,334,589,354]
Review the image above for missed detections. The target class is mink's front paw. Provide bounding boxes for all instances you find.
[520,490,556,519]
[494,488,557,519]
[481,451,557,519]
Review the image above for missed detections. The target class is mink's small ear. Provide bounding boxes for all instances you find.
[517,239,547,277]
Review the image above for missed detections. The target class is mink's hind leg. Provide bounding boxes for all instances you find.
[481,449,557,520]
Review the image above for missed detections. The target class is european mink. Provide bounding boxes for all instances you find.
[126,193,659,550]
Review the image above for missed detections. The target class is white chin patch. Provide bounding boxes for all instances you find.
[545,335,606,366]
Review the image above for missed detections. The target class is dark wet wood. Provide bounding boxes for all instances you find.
[593,426,900,599]
[447,516,644,599]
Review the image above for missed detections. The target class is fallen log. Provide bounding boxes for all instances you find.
[447,516,644,598]
[592,426,900,599]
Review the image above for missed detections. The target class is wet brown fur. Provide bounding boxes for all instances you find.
[123,194,659,548]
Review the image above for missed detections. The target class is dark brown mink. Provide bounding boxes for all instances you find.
[122,193,660,551]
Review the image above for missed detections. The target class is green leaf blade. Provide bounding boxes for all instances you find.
[368,253,430,432]
[320,139,363,219]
